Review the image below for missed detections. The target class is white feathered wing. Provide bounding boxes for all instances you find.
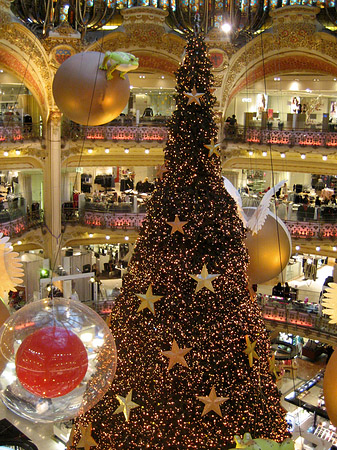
[223,177,248,227]
[247,179,287,235]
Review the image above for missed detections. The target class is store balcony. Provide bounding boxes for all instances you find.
[0,124,42,143]
[259,299,337,346]
[223,126,337,148]
[62,123,168,143]
[0,122,168,145]
[0,207,43,237]
[2,201,337,245]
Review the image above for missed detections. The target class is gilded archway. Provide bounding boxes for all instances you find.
[221,6,337,114]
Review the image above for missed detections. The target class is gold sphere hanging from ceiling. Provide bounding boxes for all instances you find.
[324,349,337,427]
[52,52,131,126]
[244,208,292,285]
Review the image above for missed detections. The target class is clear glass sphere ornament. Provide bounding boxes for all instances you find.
[0,297,117,423]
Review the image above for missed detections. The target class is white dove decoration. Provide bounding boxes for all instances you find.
[322,282,337,324]
[223,178,287,235]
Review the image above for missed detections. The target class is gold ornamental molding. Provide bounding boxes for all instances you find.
[87,7,185,64]
[0,22,54,119]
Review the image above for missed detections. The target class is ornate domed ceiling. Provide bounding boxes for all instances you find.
[10,0,337,40]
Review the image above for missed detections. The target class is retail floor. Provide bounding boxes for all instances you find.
[259,261,334,304]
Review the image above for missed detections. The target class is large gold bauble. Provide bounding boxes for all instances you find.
[244,208,292,285]
[324,349,337,426]
[52,52,130,126]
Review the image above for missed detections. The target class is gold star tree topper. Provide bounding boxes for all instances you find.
[204,139,221,158]
[136,284,163,315]
[167,215,188,235]
[189,264,220,293]
[76,423,97,450]
[113,389,140,422]
[243,335,259,367]
[162,339,192,370]
[197,386,229,417]
[184,86,205,105]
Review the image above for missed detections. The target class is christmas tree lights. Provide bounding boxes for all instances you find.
[71,31,290,449]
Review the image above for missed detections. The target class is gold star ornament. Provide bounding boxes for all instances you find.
[167,215,188,235]
[136,284,163,314]
[76,423,97,450]
[189,264,220,293]
[66,425,75,450]
[113,389,140,422]
[204,139,221,158]
[184,86,205,105]
[269,354,278,378]
[198,386,229,417]
[156,163,168,179]
[244,335,259,367]
[162,339,192,370]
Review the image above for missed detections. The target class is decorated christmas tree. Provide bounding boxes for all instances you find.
[72,31,290,449]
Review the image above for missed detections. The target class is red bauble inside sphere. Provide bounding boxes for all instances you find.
[15,326,88,398]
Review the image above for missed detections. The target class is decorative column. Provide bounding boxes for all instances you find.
[43,109,62,267]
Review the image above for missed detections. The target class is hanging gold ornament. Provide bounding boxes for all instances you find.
[243,335,259,367]
[183,86,205,105]
[76,423,97,450]
[113,389,140,422]
[189,264,220,293]
[167,215,188,235]
[204,139,221,158]
[161,339,192,370]
[197,386,228,417]
[156,163,168,180]
[136,284,163,315]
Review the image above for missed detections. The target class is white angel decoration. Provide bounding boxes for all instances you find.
[223,178,287,235]
[322,283,337,324]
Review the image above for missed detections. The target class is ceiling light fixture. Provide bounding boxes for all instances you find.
[221,23,232,33]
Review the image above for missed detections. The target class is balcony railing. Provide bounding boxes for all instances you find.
[223,126,337,147]
[0,208,43,237]
[0,123,168,144]
[0,124,42,142]
[0,201,331,240]
[62,123,168,142]
[258,298,337,345]
[2,123,337,148]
